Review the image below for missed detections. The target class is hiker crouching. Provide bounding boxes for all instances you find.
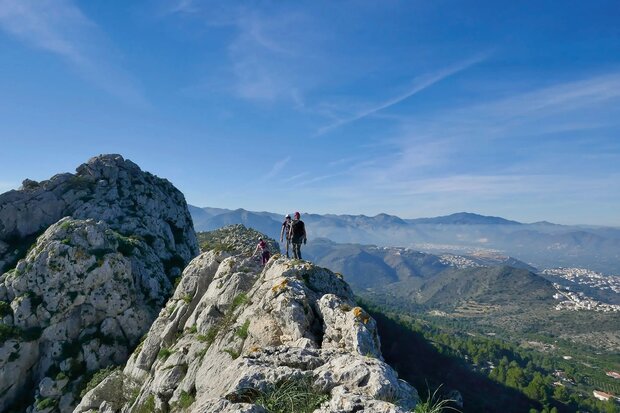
[254,237,271,266]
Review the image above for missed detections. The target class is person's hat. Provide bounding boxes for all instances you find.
[285,214,291,219]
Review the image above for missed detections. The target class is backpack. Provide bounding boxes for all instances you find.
[282,220,291,231]
[290,220,305,240]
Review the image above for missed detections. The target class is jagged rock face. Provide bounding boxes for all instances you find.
[0,154,198,275]
[75,228,418,413]
[0,155,199,413]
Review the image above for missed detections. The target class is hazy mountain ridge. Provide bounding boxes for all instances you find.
[190,206,620,274]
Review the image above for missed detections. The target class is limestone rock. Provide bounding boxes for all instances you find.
[0,155,199,413]
[75,226,418,413]
[0,154,198,275]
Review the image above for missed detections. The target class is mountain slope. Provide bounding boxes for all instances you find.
[75,226,419,413]
[190,206,620,273]
[303,238,534,291]
[0,155,199,413]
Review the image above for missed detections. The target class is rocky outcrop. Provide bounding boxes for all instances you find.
[75,227,418,413]
[0,155,199,413]
[0,154,198,275]
[196,224,280,256]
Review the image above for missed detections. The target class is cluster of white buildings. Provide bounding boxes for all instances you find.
[541,267,620,312]
[412,242,502,254]
[438,254,483,269]
[542,267,620,294]
[552,285,620,312]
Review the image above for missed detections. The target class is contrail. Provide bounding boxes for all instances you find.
[316,52,490,135]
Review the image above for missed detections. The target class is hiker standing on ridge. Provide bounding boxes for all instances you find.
[254,237,271,266]
[288,212,307,260]
[280,214,292,258]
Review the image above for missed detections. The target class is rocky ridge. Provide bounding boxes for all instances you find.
[75,226,419,413]
[196,224,280,256]
[0,155,199,412]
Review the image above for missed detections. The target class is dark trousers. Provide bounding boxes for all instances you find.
[292,242,302,259]
[284,237,290,257]
[262,250,271,265]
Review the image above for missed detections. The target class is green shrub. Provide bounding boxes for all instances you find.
[116,235,136,256]
[134,394,156,413]
[223,348,240,359]
[254,377,330,413]
[67,175,94,191]
[0,301,12,317]
[176,390,196,409]
[232,293,249,309]
[35,397,58,410]
[205,326,219,343]
[80,365,120,397]
[236,320,250,340]
[157,347,174,360]
[0,324,19,343]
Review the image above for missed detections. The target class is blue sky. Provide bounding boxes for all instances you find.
[0,0,619,225]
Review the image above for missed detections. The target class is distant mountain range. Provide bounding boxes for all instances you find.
[300,238,620,352]
[302,238,536,290]
[189,206,620,274]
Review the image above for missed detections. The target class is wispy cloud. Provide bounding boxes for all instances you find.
[281,171,310,184]
[316,53,489,135]
[260,156,290,182]
[308,70,620,218]
[0,0,146,106]
[364,71,620,179]
[296,173,342,188]
[165,2,321,103]
[466,72,620,125]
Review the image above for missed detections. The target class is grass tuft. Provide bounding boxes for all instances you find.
[157,347,174,360]
[413,385,461,413]
[80,365,120,398]
[175,390,196,410]
[236,320,250,339]
[254,377,330,413]
[223,348,240,359]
